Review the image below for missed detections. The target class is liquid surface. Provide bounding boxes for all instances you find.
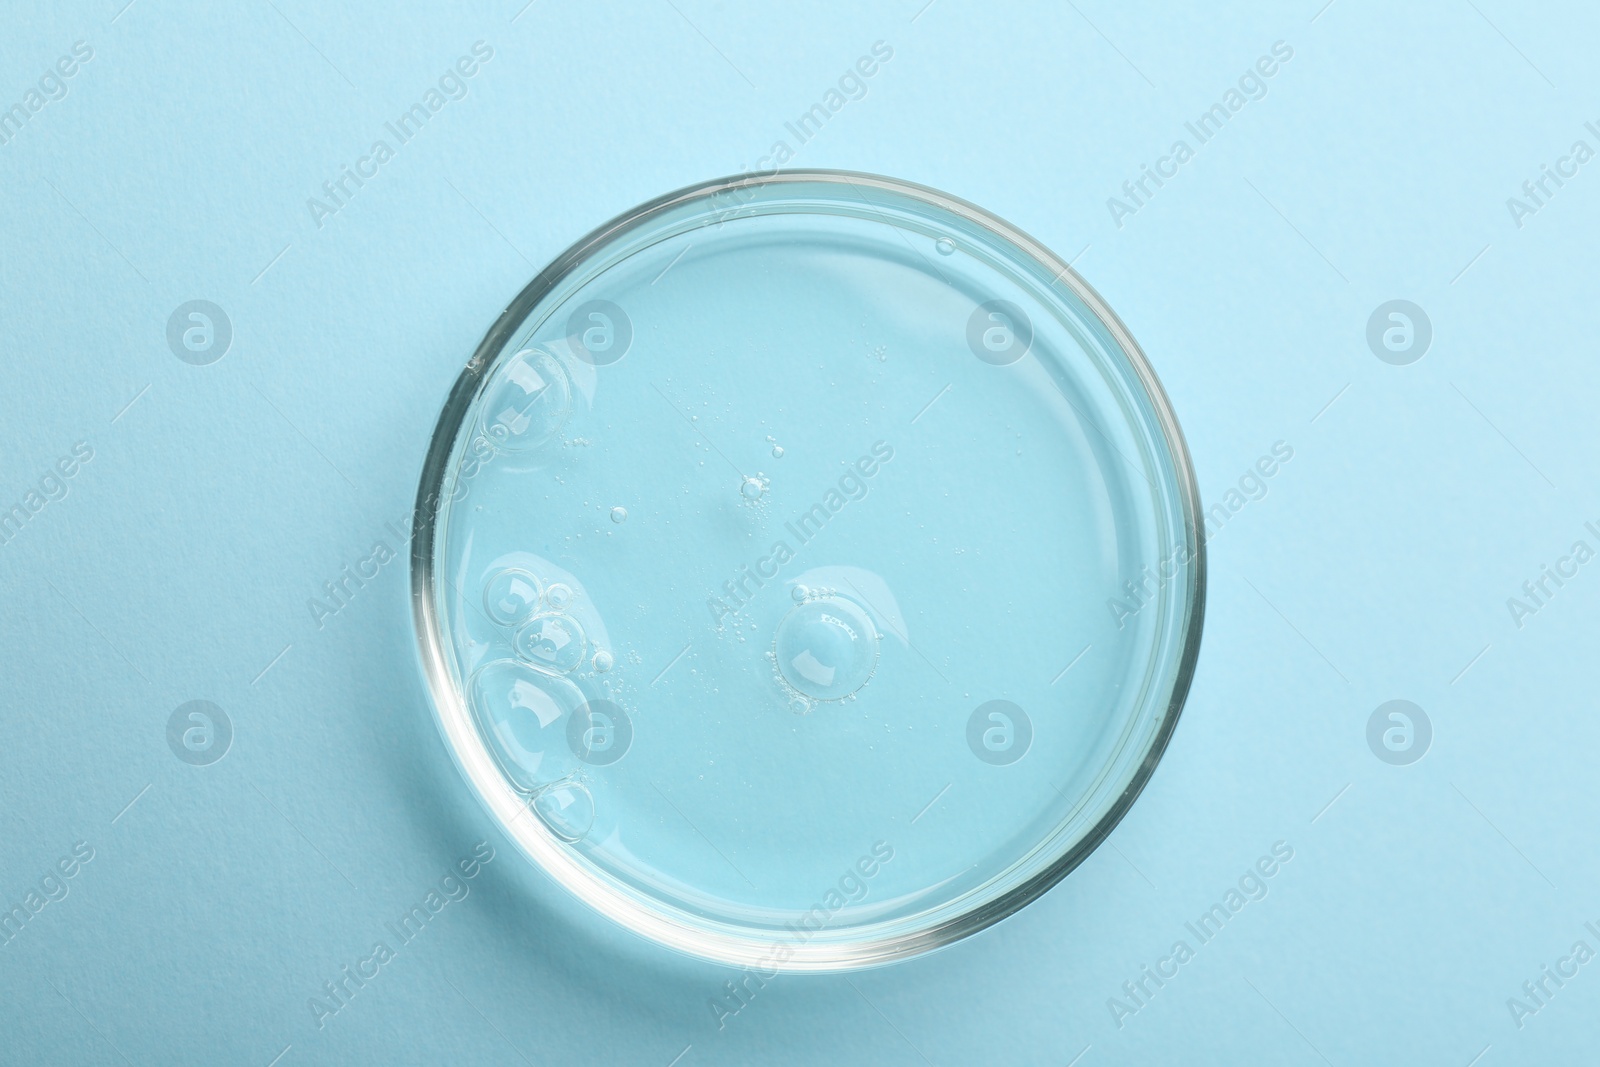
[420,176,1199,965]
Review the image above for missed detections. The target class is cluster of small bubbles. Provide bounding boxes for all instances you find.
[609,506,628,524]
[740,475,766,501]
[592,649,614,673]
[935,236,956,256]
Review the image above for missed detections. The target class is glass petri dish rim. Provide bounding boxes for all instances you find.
[410,169,1207,971]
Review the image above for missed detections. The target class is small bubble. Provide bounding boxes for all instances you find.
[935,236,956,256]
[515,613,587,674]
[771,445,784,459]
[592,649,614,673]
[532,780,594,843]
[483,568,542,626]
[741,475,766,500]
[792,584,809,603]
[789,697,811,715]
[546,583,574,609]
[610,506,628,524]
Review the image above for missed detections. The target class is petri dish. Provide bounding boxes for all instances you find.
[411,171,1204,971]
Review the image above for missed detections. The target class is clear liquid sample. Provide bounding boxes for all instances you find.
[413,173,1203,970]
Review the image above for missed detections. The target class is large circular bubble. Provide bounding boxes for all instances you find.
[773,595,879,702]
[479,348,572,451]
[468,660,585,791]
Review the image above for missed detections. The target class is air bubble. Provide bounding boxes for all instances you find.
[791,584,809,603]
[934,236,956,256]
[741,475,766,500]
[515,613,588,674]
[788,697,811,716]
[469,660,585,790]
[610,506,628,524]
[771,445,784,458]
[483,567,542,626]
[480,349,572,451]
[774,595,879,702]
[533,780,594,842]
[545,583,574,609]
[592,649,614,673]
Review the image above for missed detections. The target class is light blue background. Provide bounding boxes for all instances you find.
[2,0,1596,1063]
